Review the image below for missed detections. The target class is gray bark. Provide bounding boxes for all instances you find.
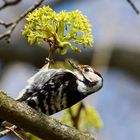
[0,91,94,140]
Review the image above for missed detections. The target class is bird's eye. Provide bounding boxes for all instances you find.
[84,68,90,72]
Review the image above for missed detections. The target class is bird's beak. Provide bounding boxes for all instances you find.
[68,60,88,81]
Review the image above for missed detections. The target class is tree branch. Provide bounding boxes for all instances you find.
[0,0,22,10]
[0,0,44,42]
[68,102,85,129]
[0,125,18,137]
[127,0,139,14]
[0,91,95,140]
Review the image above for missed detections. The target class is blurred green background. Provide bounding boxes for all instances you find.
[0,0,140,140]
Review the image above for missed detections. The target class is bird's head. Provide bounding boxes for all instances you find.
[68,61,103,94]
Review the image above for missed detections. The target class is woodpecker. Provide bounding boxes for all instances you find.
[15,61,103,115]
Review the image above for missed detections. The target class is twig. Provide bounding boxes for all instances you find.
[5,126,24,140]
[0,0,44,42]
[0,0,22,10]
[127,0,139,14]
[0,125,25,140]
[0,23,16,43]
[0,125,17,137]
[68,102,85,129]
[0,122,27,139]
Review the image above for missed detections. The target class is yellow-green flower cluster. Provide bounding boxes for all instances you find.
[22,6,94,54]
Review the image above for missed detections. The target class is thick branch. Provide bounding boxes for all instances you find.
[0,91,94,140]
[0,0,43,42]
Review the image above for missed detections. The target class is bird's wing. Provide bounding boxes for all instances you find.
[16,69,58,101]
[18,70,76,115]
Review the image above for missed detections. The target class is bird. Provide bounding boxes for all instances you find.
[0,61,103,126]
[16,60,103,115]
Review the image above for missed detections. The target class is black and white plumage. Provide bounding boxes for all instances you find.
[16,61,103,116]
